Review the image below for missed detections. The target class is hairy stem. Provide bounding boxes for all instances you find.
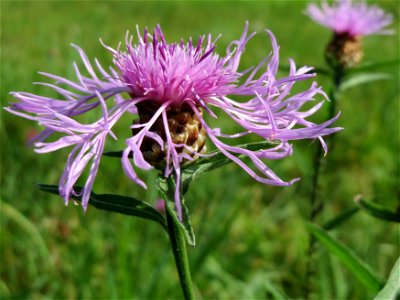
[304,67,343,299]
[166,204,196,300]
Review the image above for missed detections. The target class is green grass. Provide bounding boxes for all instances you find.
[1,1,399,299]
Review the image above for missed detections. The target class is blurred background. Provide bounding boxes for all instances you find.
[1,1,398,299]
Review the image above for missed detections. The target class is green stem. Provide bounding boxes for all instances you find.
[304,66,343,299]
[309,68,342,220]
[166,204,196,300]
[327,67,343,151]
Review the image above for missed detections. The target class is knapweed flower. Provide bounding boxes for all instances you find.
[6,23,341,219]
[306,0,393,67]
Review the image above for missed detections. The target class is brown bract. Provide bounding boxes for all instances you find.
[326,33,363,68]
[133,101,207,167]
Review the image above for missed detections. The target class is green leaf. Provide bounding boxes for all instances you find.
[182,140,278,171]
[156,177,195,246]
[354,196,400,223]
[322,206,359,230]
[181,152,231,195]
[306,222,383,293]
[375,258,400,300]
[181,140,278,193]
[340,72,391,91]
[36,184,167,230]
[103,141,278,195]
[165,199,195,247]
[104,140,278,196]
[347,60,400,74]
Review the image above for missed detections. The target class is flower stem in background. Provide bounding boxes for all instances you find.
[303,5,393,280]
[311,66,343,207]
[304,66,344,299]
[166,203,196,300]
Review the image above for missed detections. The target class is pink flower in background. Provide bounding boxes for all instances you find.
[6,23,341,219]
[306,0,393,67]
[306,0,393,37]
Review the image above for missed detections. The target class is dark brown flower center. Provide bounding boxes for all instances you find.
[133,101,206,167]
[325,33,363,68]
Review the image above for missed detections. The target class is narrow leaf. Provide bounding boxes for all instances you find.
[104,141,277,162]
[306,222,383,293]
[375,258,400,300]
[36,184,167,229]
[104,141,278,196]
[182,140,279,193]
[340,72,391,91]
[182,140,278,171]
[103,141,278,194]
[157,177,196,246]
[347,60,400,74]
[322,206,359,230]
[355,195,400,223]
[165,199,195,247]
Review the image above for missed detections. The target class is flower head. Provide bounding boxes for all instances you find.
[6,23,341,219]
[306,0,393,68]
[112,26,239,105]
[306,0,393,37]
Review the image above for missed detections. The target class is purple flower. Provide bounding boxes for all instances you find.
[306,1,393,67]
[6,23,341,219]
[306,0,393,37]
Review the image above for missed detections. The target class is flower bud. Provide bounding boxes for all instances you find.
[325,33,363,69]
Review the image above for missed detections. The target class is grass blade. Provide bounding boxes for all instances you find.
[347,60,400,74]
[0,199,55,272]
[340,72,391,91]
[306,222,383,293]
